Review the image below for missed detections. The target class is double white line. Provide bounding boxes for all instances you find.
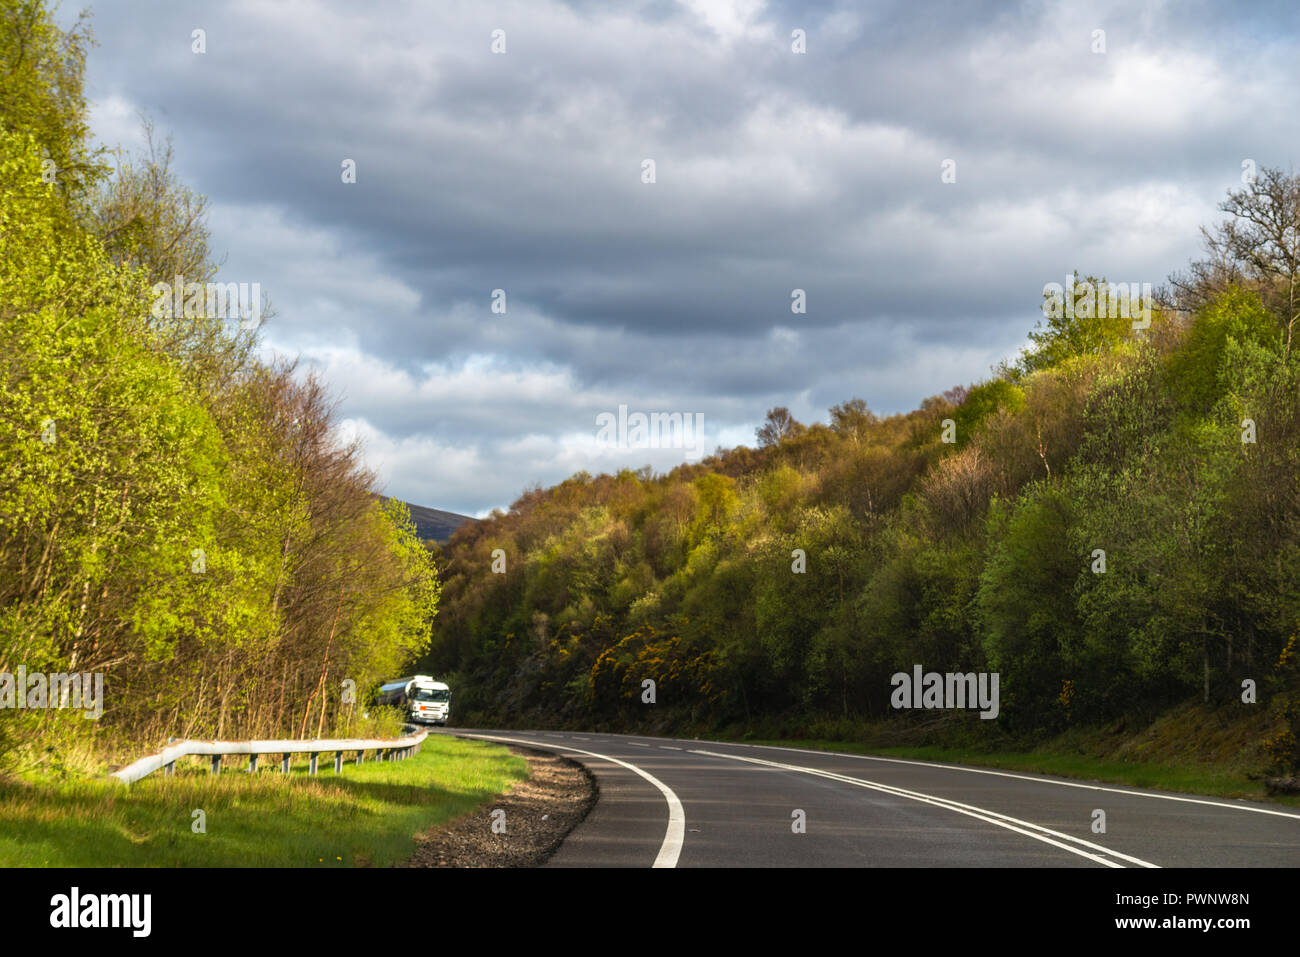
[690,748,1160,868]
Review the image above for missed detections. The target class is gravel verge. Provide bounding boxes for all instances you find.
[400,745,598,867]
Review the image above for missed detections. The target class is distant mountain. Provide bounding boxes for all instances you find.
[384,498,475,544]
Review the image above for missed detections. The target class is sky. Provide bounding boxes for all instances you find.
[62,0,1300,516]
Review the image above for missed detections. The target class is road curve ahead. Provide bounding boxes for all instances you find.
[436,728,1300,868]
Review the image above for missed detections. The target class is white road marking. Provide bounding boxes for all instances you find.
[628,742,650,747]
[661,746,683,750]
[731,742,1300,821]
[532,728,1298,822]
[691,749,1159,869]
[495,729,1300,821]
[458,732,685,868]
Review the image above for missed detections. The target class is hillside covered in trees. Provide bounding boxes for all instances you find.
[425,176,1300,773]
[0,1,438,774]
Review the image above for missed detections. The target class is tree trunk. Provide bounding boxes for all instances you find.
[299,581,344,738]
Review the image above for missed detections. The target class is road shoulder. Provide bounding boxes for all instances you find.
[401,746,597,867]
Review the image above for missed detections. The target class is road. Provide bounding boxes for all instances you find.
[433,728,1300,868]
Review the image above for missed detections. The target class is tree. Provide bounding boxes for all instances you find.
[951,380,1026,444]
[0,0,105,200]
[756,407,804,447]
[1170,167,1300,357]
[828,398,876,444]
[88,117,217,287]
[977,486,1080,726]
[1019,272,1138,374]
[1167,286,1281,411]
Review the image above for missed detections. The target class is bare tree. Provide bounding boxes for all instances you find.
[756,407,804,447]
[88,116,219,286]
[1169,166,1300,356]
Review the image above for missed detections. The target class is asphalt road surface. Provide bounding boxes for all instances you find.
[434,728,1300,868]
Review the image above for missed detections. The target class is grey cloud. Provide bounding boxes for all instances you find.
[64,0,1300,511]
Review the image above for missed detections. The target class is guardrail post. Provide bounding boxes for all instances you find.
[281,752,290,773]
[211,755,221,775]
[165,760,175,776]
[249,754,258,773]
[356,749,364,766]
[309,752,319,775]
[334,752,343,774]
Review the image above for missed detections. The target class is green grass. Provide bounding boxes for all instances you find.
[0,735,528,867]
[737,737,1300,806]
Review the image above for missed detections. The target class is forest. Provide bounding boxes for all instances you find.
[425,177,1300,771]
[0,0,438,774]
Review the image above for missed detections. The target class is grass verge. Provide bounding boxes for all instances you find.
[0,735,528,866]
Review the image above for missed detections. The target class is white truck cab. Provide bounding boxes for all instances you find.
[406,677,451,726]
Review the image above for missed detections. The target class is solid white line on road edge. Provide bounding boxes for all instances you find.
[732,742,1300,821]
[691,749,1159,869]
[460,733,685,868]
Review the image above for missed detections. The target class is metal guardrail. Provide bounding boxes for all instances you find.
[110,729,429,784]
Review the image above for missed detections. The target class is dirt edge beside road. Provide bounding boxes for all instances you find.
[401,745,598,867]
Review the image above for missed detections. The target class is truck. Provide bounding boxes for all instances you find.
[374,674,452,726]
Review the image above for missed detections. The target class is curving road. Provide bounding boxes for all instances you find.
[435,728,1300,868]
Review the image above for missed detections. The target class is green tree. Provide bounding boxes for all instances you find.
[0,0,105,200]
[1020,273,1140,374]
